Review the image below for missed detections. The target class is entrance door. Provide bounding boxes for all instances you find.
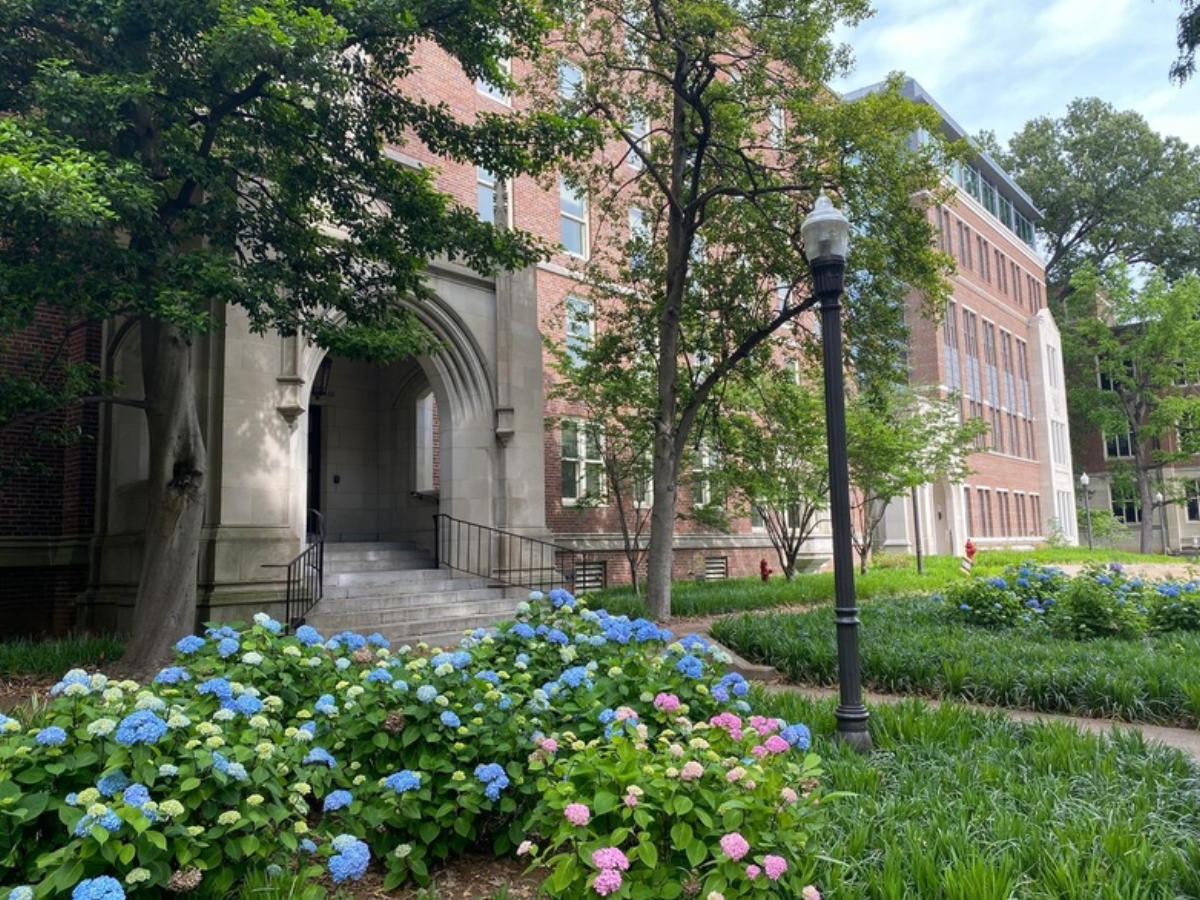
[306,404,322,516]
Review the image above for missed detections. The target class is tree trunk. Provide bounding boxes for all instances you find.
[1138,470,1154,555]
[645,443,678,621]
[121,319,207,672]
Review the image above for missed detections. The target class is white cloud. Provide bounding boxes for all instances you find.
[1020,0,1135,63]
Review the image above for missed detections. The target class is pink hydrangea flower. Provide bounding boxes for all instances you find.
[540,737,559,753]
[517,840,535,857]
[615,707,637,722]
[594,869,623,896]
[781,787,799,805]
[564,803,591,826]
[751,744,769,758]
[802,887,822,900]
[746,865,762,879]
[624,792,639,808]
[680,761,704,781]
[710,713,743,740]
[707,894,725,900]
[592,848,631,871]
[726,766,746,783]
[668,743,685,758]
[764,735,790,754]
[719,833,750,861]
[748,715,781,736]
[654,692,681,712]
[764,855,788,881]
[744,780,756,790]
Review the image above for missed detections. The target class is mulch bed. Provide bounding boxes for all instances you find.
[0,674,54,713]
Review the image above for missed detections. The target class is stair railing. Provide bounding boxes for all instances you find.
[432,514,584,593]
[264,509,326,631]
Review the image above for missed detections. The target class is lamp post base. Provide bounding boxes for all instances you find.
[834,707,873,752]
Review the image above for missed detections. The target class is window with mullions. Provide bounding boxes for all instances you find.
[691,443,720,508]
[627,112,649,169]
[1187,480,1200,522]
[566,296,594,365]
[558,61,583,103]
[476,168,505,225]
[1104,429,1134,458]
[981,180,999,216]
[1111,487,1142,524]
[561,420,605,504]
[960,165,981,200]
[476,43,511,103]
[559,178,588,257]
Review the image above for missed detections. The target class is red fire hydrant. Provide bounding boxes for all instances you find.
[965,539,977,563]
[759,559,773,582]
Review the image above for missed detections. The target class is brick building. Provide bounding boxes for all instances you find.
[0,63,1072,638]
[847,79,1077,555]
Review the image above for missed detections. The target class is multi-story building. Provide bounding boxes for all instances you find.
[846,79,1077,555]
[0,61,1073,638]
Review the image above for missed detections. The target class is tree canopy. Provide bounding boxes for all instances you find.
[1060,263,1200,553]
[546,0,958,618]
[1171,0,1199,82]
[0,0,593,666]
[996,98,1200,304]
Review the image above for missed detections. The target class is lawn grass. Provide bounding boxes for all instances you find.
[754,689,1200,900]
[714,597,1200,725]
[0,634,124,676]
[591,547,1175,619]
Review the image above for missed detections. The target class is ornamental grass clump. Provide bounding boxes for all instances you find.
[0,596,823,900]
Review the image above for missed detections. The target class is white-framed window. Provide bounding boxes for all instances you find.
[768,104,785,149]
[476,41,511,104]
[1111,486,1142,524]
[691,443,718,507]
[1187,480,1200,522]
[633,463,653,509]
[565,296,593,365]
[1105,429,1134,459]
[558,61,583,103]
[628,112,648,169]
[628,207,649,274]
[559,177,588,257]
[476,167,508,225]
[561,419,604,504]
[1051,420,1069,465]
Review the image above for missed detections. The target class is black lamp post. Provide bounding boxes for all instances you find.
[1080,472,1093,551]
[802,193,871,752]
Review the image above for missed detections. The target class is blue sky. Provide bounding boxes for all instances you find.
[832,0,1198,148]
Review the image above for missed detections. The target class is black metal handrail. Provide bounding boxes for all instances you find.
[265,509,325,631]
[433,513,583,592]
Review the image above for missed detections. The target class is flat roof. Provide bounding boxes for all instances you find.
[842,77,1041,222]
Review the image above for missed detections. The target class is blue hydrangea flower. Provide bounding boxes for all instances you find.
[217,637,240,658]
[206,624,241,640]
[440,711,461,728]
[323,790,353,812]
[780,723,811,750]
[475,762,510,801]
[315,694,338,715]
[366,668,392,683]
[154,666,191,685]
[197,678,234,701]
[384,770,421,793]
[233,695,263,716]
[328,835,370,882]
[475,670,501,686]
[295,625,324,646]
[675,654,704,679]
[72,876,125,900]
[334,631,368,651]
[549,588,576,609]
[545,628,569,646]
[253,612,284,634]
[335,658,352,671]
[97,771,130,797]
[558,666,592,690]
[303,747,337,768]
[300,838,318,853]
[8,887,33,900]
[300,721,317,735]
[416,685,438,704]
[175,635,206,655]
[122,784,151,807]
[598,708,616,725]
[509,623,535,640]
[50,670,92,697]
[115,711,168,746]
[987,577,1007,589]
[367,632,390,647]
[35,726,67,746]
[678,633,709,652]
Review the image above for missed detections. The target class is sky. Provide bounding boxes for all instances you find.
[831,0,1199,149]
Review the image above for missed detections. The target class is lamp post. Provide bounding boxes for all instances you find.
[802,192,871,752]
[1156,491,1168,555]
[1080,472,1093,551]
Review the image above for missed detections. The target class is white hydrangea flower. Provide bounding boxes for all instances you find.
[86,719,116,737]
[242,652,264,666]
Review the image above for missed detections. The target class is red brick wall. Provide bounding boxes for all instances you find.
[0,310,102,637]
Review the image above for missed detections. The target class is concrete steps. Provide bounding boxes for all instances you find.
[306,541,523,648]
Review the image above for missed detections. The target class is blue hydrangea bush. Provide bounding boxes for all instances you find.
[946,562,1200,639]
[0,594,821,900]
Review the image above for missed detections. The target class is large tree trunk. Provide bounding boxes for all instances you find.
[1138,470,1154,555]
[645,438,678,621]
[121,319,207,672]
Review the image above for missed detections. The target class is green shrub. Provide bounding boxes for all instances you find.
[1149,591,1200,632]
[526,706,821,899]
[1046,564,1150,640]
[0,599,822,900]
[944,577,1025,628]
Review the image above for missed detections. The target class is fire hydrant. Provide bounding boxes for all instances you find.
[965,539,977,563]
[759,559,773,582]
